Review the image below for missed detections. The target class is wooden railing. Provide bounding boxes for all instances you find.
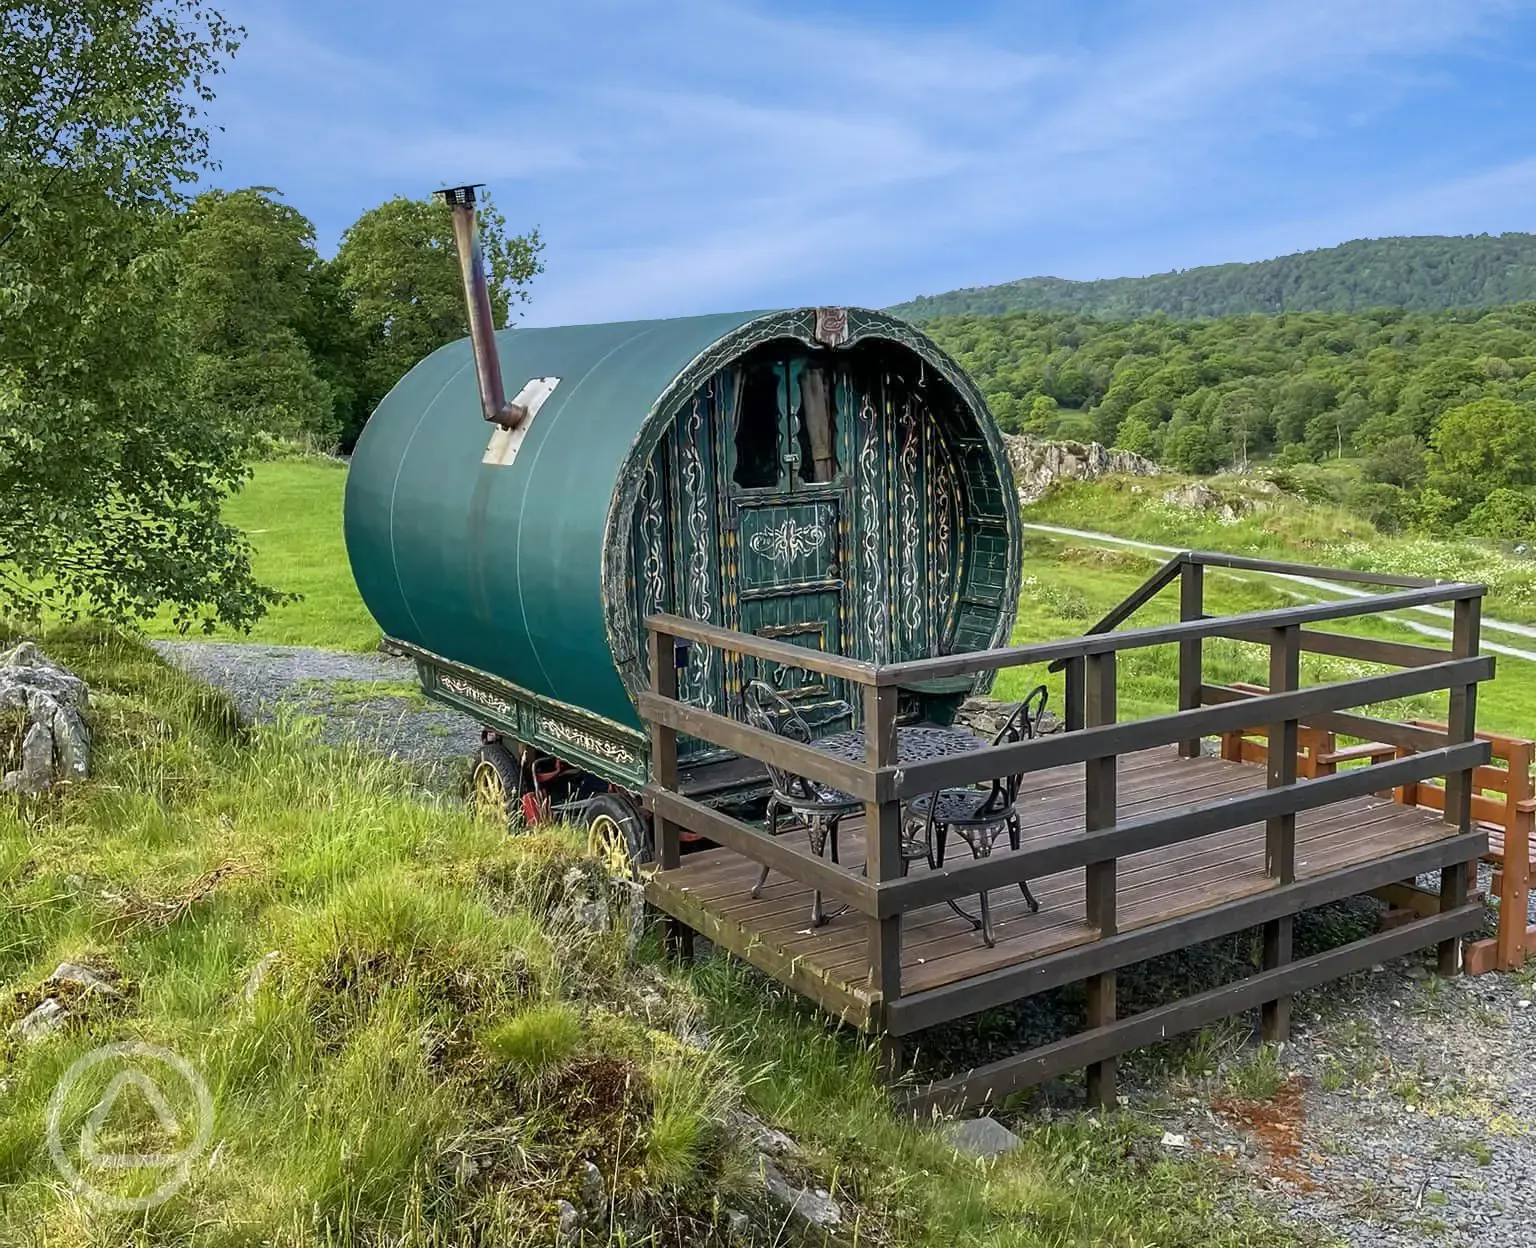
[1212,694,1534,974]
[641,552,1494,1106]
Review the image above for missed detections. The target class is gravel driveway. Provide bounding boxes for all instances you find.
[152,639,1536,1246]
[151,640,482,785]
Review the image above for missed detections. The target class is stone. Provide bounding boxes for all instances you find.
[1,644,90,794]
[731,1109,797,1157]
[242,951,281,1001]
[1160,482,1254,523]
[761,1158,841,1228]
[17,720,55,792]
[1004,434,1159,505]
[944,1115,1023,1158]
[12,998,68,1041]
[47,962,119,996]
[1161,1131,1189,1148]
[556,1198,581,1241]
[725,1209,751,1241]
[580,1160,605,1211]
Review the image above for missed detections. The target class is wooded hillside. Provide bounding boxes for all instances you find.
[923,303,1536,538]
[893,234,1536,321]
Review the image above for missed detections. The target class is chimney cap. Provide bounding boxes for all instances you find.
[436,184,485,207]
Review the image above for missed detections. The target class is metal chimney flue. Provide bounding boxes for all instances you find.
[437,184,525,429]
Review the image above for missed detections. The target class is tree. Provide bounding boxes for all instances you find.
[334,195,543,419]
[178,187,344,445]
[1427,397,1536,505]
[1362,435,1427,489]
[1462,488,1536,541]
[1,2,285,631]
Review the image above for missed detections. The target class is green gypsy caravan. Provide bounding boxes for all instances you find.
[343,187,1023,861]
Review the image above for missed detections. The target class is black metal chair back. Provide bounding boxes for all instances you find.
[743,680,817,800]
[973,684,1049,817]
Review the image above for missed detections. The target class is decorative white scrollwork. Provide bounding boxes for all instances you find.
[536,715,638,766]
[857,390,887,661]
[440,674,514,716]
[748,517,828,563]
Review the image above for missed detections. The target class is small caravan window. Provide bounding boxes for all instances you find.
[732,364,783,489]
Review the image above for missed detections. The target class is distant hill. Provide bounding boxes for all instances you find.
[890,233,1536,321]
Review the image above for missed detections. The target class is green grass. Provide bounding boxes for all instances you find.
[142,458,381,652]
[0,626,1326,1246]
[994,532,1536,739]
[1025,475,1536,626]
[20,459,1520,1243]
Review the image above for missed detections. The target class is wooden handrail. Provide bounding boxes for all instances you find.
[890,657,1491,797]
[871,581,1485,686]
[644,612,878,684]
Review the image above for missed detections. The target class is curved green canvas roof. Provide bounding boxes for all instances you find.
[344,307,1014,729]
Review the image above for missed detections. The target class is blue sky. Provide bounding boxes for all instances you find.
[207,0,1536,326]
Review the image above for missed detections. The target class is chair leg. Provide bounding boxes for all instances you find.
[979,889,996,948]
[810,816,828,927]
[1021,878,1040,913]
[753,801,781,899]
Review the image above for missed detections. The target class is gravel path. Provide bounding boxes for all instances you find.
[151,640,482,785]
[1131,955,1536,1248]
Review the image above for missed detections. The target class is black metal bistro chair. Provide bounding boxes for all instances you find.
[743,680,862,927]
[906,685,1050,948]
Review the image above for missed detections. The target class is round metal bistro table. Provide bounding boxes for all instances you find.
[811,725,985,767]
[812,725,985,874]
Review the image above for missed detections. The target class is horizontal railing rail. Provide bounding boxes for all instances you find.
[871,579,1482,686]
[878,741,1489,914]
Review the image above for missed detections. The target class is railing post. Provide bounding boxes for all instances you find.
[1064,654,1086,733]
[1083,650,1118,1108]
[864,680,903,1070]
[1178,557,1205,758]
[1499,740,1532,970]
[1441,595,1482,975]
[647,625,688,959]
[1262,625,1300,1043]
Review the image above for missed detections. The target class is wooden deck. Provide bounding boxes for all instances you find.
[647,745,1462,1030]
[640,554,1495,1110]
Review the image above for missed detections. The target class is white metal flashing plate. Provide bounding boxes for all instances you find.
[483,376,561,467]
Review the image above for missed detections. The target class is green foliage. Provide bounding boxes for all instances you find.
[334,195,544,438]
[177,187,351,446]
[927,302,1536,534]
[893,233,1536,320]
[481,1003,584,1078]
[1345,480,1413,534]
[1462,488,1536,541]
[0,2,289,633]
[1362,435,1428,489]
[1428,397,1536,507]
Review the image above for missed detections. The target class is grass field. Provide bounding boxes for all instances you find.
[0,626,1312,1246]
[143,459,381,652]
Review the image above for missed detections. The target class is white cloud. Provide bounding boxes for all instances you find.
[207,0,1534,323]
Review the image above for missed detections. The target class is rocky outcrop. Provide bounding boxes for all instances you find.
[1004,434,1159,505]
[1160,481,1256,523]
[0,642,90,795]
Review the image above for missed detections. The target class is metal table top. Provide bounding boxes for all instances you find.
[812,724,984,765]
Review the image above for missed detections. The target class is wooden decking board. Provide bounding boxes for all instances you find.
[644,745,1470,1024]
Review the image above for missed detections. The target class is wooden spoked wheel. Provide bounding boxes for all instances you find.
[582,793,654,944]
[470,741,522,826]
